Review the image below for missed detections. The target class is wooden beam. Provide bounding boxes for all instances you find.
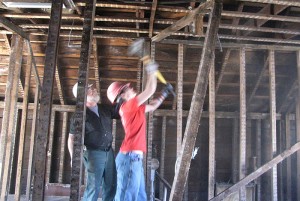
[269,49,278,201]
[70,0,96,200]
[55,65,66,105]
[210,141,300,201]
[92,38,100,100]
[239,47,247,200]
[285,114,292,200]
[32,1,63,200]
[58,112,68,183]
[151,0,213,42]
[25,86,40,201]
[177,44,183,157]
[159,116,167,201]
[208,53,215,199]
[0,16,29,40]
[256,119,262,201]
[148,0,157,38]
[237,0,300,6]
[169,1,222,200]
[0,35,23,201]
[14,43,32,200]
[296,50,300,201]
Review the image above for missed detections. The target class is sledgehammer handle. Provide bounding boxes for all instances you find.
[141,55,167,85]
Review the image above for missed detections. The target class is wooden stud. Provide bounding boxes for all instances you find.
[256,119,262,201]
[58,112,68,183]
[177,44,183,157]
[26,86,40,201]
[232,118,239,183]
[0,35,23,201]
[285,114,292,200]
[32,1,63,200]
[14,41,32,200]
[45,110,56,184]
[269,49,278,201]
[296,50,300,201]
[159,116,167,201]
[208,52,215,199]
[70,0,96,200]
[239,47,247,201]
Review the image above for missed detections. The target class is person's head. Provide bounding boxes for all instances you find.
[107,82,136,104]
[72,82,100,104]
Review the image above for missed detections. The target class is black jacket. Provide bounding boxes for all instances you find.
[70,104,119,150]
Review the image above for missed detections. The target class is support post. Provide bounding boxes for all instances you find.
[70,0,96,200]
[239,47,247,201]
[32,1,63,200]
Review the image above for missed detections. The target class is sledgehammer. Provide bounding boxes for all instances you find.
[128,38,176,97]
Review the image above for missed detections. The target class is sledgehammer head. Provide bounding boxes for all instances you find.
[128,38,145,57]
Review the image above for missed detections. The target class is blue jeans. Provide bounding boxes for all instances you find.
[114,152,147,201]
[82,148,116,201]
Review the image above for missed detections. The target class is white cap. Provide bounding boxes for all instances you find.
[72,82,93,98]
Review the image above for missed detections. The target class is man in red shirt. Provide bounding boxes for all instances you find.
[107,62,172,201]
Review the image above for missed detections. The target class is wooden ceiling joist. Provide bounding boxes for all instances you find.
[238,0,300,7]
[151,0,213,42]
[169,0,222,200]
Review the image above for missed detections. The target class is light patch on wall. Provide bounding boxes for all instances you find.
[0,67,8,75]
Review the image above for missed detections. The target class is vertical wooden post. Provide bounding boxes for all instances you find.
[296,50,300,201]
[58,112,68,183]
[232,117,239,183]
[256,119,262,201]
[70,0,96,200]
[0,35,23,201]
[31,1,63,200]
[285,114,292,201]
[14,41,32,200]
[269,49,278,201]
[26,86,40,201]
[208,52,215,199]
[146,42,156,197]
[177,44,183,157]
[159,116,167,200]
[239,47,247,201]
[46,111,56,184]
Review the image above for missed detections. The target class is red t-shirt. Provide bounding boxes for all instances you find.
[119,97,147,153]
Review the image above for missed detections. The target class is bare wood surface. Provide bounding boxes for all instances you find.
[0,16,29,40]
[169,1,222,200]
[151,1,213,42]
[0,35,23,201]
[70,0,96,200]
[208,54,215,199]
[209,141,300,201]
[14,43,32,200]
[269,49,278,201]
[32,1,63,200]
[296,50,300,201]
[239,47,246,200]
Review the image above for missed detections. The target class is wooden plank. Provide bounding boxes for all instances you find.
[69,0,96,200]
[232,118,239,183]
[151,0,213,42]
[92,38,100,99]
[14,42,32,201]
[32,1,63,200]
[296,50,300,201]
[177,44,183,157]
[0,16,29,40]
[26,86,40,201]
[169,1,222,200]
[239,47,246,201]
[45,111,56,184]
[148,0,157,37]
[55,65,66,105]
[58,112,68,183]
[0,35,23,201]
[269,49,278,201]
[256,119,262,201]
[285,114,292,200]
[159,116,167,201]
[237,0,300,6]
[209,141,300,201]
[208,53,215,200]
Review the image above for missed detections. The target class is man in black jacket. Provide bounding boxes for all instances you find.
[68,83,119,201]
